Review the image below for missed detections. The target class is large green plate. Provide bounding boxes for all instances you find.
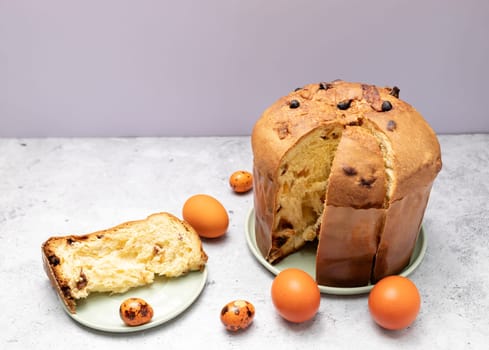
[245,209,427,295]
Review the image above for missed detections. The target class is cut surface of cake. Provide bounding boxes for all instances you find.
[251,80,442,287]
[42,212,208,313]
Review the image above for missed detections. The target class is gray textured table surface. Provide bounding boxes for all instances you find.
[1,134,488,349]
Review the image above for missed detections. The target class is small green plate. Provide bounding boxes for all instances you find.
[245,208,427,295]
[64,268,207,333]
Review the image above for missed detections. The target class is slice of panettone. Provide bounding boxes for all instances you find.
[42,212,208,313]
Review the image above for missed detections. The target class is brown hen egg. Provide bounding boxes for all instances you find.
[220,300,255,332]
[119,297,154,326]
[182,194,229,238]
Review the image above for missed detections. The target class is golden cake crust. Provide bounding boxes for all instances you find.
[252,81,441,202]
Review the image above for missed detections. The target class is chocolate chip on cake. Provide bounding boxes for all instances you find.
[387,120,397,131]
[337,99,352,110]
[342,166,358,176]
[389,86,400,98]
[48,255,60,266]
[381,101,393,112]
[319,82,333,90]
[289,100,300,109]
[359,177,376,188]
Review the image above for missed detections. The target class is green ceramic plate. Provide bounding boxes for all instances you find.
[245,208,427,295]
[64,268,207,333]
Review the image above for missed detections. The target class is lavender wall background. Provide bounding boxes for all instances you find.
[1,0,488,137]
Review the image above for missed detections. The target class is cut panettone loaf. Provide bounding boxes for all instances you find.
[252,80,442,287]
[42,212,208,313]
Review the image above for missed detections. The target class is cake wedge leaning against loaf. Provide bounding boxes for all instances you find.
[42,212,208,313]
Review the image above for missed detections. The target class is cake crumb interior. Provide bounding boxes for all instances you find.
[55,218,201,299]
[269,125,343,263]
